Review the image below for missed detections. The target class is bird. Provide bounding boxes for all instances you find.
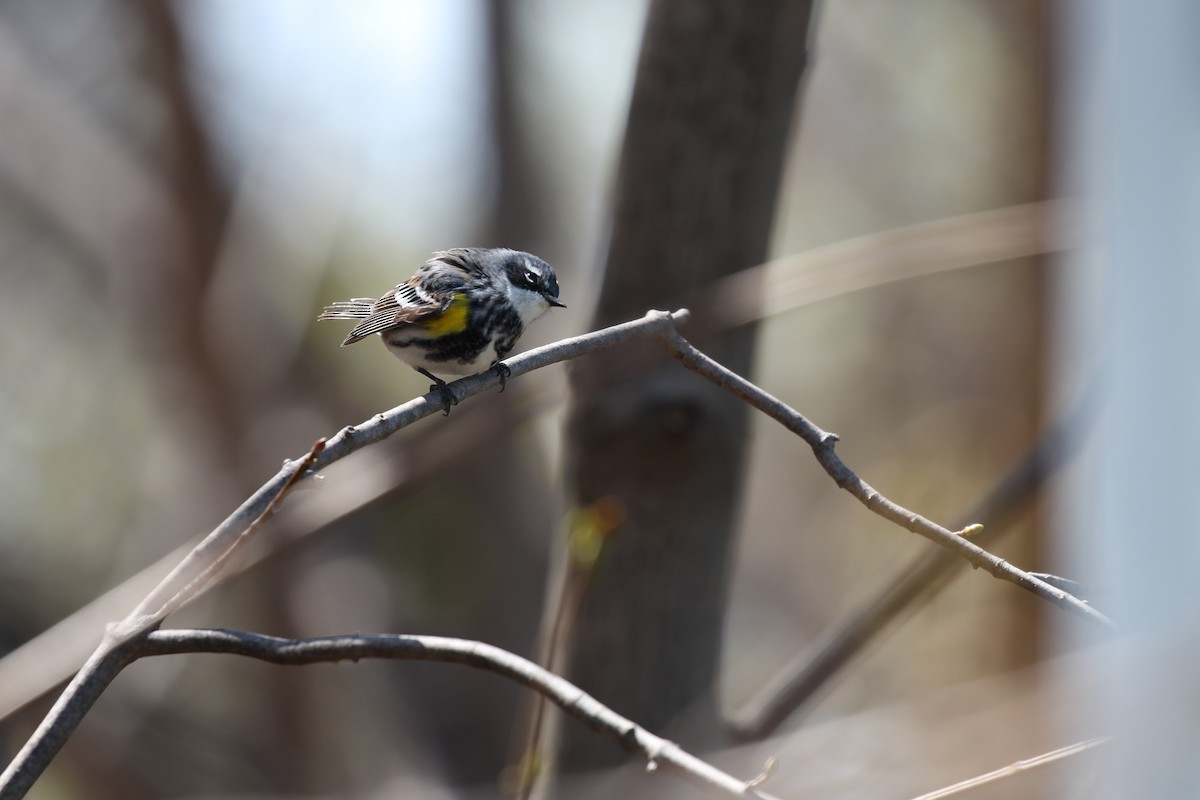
[318,248,565,413]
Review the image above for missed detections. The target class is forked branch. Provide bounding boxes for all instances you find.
[0,309,1107,799]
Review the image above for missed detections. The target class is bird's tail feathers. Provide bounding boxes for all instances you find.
[317,299,376,321]
[318,299,383,346]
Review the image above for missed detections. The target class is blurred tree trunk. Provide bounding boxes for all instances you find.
[558,0,816,773]
[482,0,545,249]
[127,0,237,446]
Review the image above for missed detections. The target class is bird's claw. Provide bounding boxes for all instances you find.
[415,367,458,416]
[494,362,511,393]
[429,382,458,416]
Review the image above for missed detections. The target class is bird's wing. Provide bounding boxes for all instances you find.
[320,281,449,346]
[317,252,478,346]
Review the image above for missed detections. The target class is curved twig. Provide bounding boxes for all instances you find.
[728,409,1090,738]
[0,308,1109,798]
[657,326,1113,629]
[0,629,781,800]
[104,309,693,647]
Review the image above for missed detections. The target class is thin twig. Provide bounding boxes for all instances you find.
[0,204,1076,722]
[701,200,1074,329]
[1,309,1110,797]
[729,410,1088,738]
[0,387,561,722]
[104,310,690,647]
[657,327,1113,629]
[0,644,134,800]
[2,629,782,800]
[118,438,327,641]
[0,310,691,799]
[908,737,1106,800]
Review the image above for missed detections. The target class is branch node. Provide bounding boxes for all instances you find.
[661,312,1112,628]
[642,736,667,773]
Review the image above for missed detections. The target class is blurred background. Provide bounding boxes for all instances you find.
[0,0,1138,798]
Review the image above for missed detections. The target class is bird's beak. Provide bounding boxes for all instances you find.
[546,295,567,308]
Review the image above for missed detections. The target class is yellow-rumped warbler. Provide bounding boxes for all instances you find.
[318,248,565,412]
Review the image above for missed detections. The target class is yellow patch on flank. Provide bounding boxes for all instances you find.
[421,292,471,336]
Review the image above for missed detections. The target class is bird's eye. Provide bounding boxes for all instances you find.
[523,269,539,287]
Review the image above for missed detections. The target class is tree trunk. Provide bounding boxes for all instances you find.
[558,0,817,773]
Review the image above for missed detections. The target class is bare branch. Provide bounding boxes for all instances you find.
[729,409,1090,738]
[702,200,1075,329]
[0,645,131,800]
[103,309,692,648]
[1,629,782,800]
[145,438,326,625]
[0,309,1109,797]
[0,200,1076,719]
[908,737,1106,800]
[657,326,1114,629]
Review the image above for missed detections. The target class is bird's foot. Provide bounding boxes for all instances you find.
[494,362,511,393]
[416,368,458,416]
[430,380,458,416]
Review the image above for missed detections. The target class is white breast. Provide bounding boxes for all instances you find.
[507,285,552,326]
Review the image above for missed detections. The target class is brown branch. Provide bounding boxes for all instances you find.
[139,438,327,628]
[0,629,782,800]
[104,310,692,647]
[0,204,1074,723]
[0,311,693,798]
[0,309,1108,797]
[728,408,1090,738]
[657,326,1113,629]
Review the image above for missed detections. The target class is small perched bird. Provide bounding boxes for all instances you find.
[318,248,565,412]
